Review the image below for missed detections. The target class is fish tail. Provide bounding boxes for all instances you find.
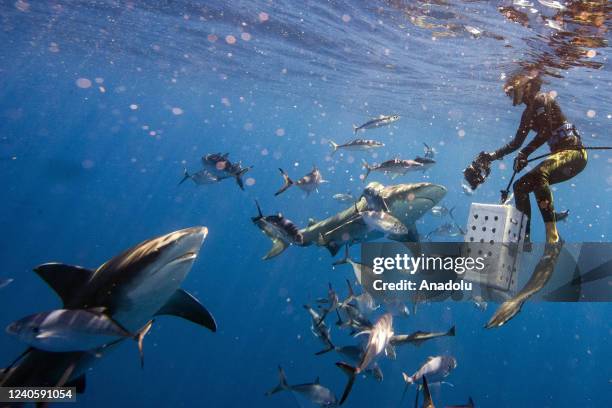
[178,168,191,185]
[274,168,293,196]
[345,279,355,298]
[332,244,350,266]
[336,362,358,405]
[361,159,371,181]
[135,319,154,369]
[314,341,335,356]
[329,140,339,155]
[447,325,456,337]
[234,166,252,191]
[266,366,289,396]
[402,372,415,385]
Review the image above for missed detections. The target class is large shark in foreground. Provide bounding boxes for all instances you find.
[256,182,447,259]
[0,227,216,397]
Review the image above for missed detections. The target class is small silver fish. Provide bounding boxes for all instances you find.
[6,308,152,366]
[329,139,384,155]
[275,166,328,196]
[362,159,423,181]
[252,200,304,260]
[353,115,400,133]
[267,367,338,407]
[361,210,410,237]
[343,280,378,315]
[304,304,335,355]
[336,314,394,404]
[402,355,457,385]
[333,193,355,202]
[414,156,436,172]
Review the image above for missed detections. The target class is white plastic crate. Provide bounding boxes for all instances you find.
[461,203,528,292]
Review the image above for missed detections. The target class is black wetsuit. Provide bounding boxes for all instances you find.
[493,92,587,237]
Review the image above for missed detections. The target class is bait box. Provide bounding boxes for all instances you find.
[460,203,528,292]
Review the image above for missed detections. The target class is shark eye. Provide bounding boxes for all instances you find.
[31,327,40,334]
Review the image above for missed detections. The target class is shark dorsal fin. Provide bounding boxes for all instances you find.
[155,289,217,332]
[34,263,94,306]
[314,376,320,384]
[308,218,318,227]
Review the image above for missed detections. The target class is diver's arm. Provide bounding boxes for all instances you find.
[490,109,531,160]
[519,132,548,157]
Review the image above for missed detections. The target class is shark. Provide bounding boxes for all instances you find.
[256,182,446,260]
[308,182,446,256]
[0,226,216,396]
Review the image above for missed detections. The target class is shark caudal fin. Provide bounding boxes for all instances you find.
[274,168,294,196]
[263,238,289,260]
[361,160,371,181]
[329,140,340,155]
[179,168,191,185]
[135,320,154,369]
[266,366,289,396]
[336,362,357,405]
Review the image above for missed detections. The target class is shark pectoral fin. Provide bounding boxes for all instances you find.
[155,289,217,332]
[34,263,94,306]
[264,238,289,260]
[65,374,86,394]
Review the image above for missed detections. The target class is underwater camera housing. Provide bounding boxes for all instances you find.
[463,151,492,190]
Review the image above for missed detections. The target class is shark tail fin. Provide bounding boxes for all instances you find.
[135,319,154,369]
[263,238,289,260]
[361,159,371,181]
[179,168,191,185]
[329,140,339,155]
[447,325,456,337]
[274,168,294,196]
[468,396,475,407]
[336,362,357,405]
[266,366,289,396]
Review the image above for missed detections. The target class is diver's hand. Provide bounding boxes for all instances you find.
[513,153,528,172]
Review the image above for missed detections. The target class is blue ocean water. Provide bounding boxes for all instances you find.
[0,1,611,407]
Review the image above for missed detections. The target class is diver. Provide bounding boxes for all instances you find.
[485,72,587,245]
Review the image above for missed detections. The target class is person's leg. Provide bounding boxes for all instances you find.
[532,149,588,242]
[513,171,539,239]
